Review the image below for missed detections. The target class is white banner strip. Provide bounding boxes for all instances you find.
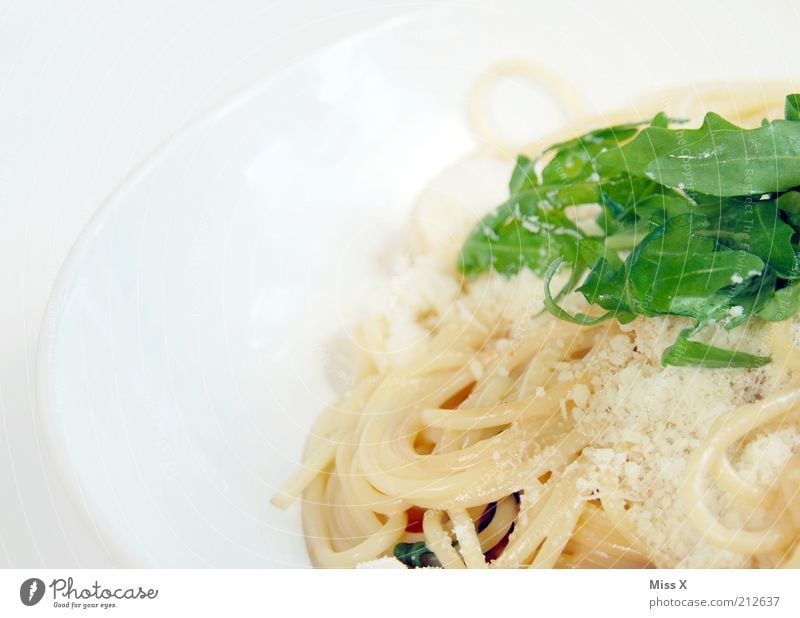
[1,569,798,617]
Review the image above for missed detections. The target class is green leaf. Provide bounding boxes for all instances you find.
[575,238,629,312]
[458,185,597,277]
[624,214,764,316]
[597,112,800,196]
[785,94,800,121]
[543,258,619,325]
[541,124,639,185]
[456,94,800,370]
[594,121,686,180]
[661,328,771,368]
[577,236,626,270]
[776,190,800,231]
[543,122,643,155]
[597,174,663,234]
[632,193,694,225]
[393,542,440,568]
[710,198,798,278]
[509,155,538,194]
[541,146,591,185]
[720,268,778,330]
[650,111,670,128]
[757,281,800,322]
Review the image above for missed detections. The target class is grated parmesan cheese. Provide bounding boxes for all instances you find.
[567,315,799,567]
[355,557,408,569]
[354,154,800,568]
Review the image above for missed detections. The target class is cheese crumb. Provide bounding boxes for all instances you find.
[569,315,794,567]
[362,186,798,568]
[728,305,744,318]
[356,557,408,569]
[570,384,590,407]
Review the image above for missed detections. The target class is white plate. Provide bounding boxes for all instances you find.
[38,0,798,567]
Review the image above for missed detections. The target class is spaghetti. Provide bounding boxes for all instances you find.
[273,66,800,568]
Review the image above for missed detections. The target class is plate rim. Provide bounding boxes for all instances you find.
[33,8,423,567]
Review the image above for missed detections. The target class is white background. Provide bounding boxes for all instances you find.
[2,0,799,570]
[0,0,431,568]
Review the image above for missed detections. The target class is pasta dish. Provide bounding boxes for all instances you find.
[273,66,800,569]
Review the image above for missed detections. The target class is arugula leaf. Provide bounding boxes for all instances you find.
[597,112,800,196]
[393,542,441,568]
[459,185,597,276]
[631,193,694,225]
[509,155,538,194]
[776,190,800,231]
[613,214,762,317]
[786,94,800,121]
[708,198,798,278]
[757,281,800,321]
[457,94,800,368]
[597,174,663,235]
[566,215,764,346]
[544,257,620,325]
[661,328,771,368]
[541,123,639,185]
[575,242,629,313]
[721,268,777,330]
